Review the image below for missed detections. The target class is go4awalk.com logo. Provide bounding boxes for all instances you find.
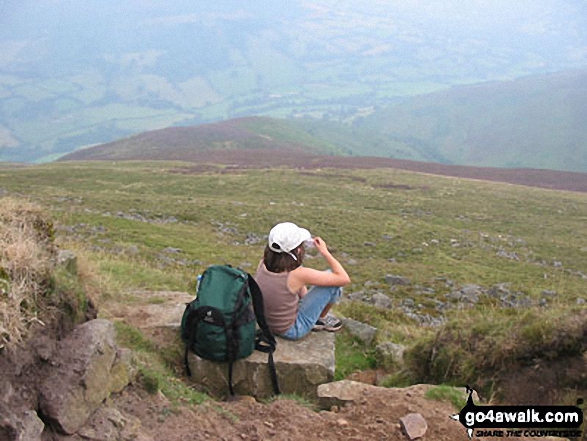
[450,386,584,439]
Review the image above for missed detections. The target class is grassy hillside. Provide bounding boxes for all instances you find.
[1,161,585,400]
[355,70,587,172]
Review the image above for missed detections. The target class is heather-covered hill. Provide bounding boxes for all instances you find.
[59,117,343,162]
[58,116,587,193]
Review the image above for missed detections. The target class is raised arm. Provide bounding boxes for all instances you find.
[289,237,351,292]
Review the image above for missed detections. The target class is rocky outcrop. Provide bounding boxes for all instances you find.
[66,407,154,441]
[0,405,45,441]
[186,331,335,399]
[38,319,135,435]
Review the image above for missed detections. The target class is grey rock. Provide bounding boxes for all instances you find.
[126,245,140,255]
[405,312,445,327]
[487,283,510,298]
[0,405,45,441]
[57,250,78,275]
[434,299,449,311]
[448,284,482,304]
[385,274,411,286]
[346,291,367,302]
[244,233,265,245]
[123,291,194,329]
[372,292,392,309]
[340,318,377,346]
[376,342,406,368]
[317,380,380,410]
[400,412,428,440]
[78,407,154,441]
[496,249,519,261]
[187,331,335,399]
[162,247,182,254]
[401,298,416,308]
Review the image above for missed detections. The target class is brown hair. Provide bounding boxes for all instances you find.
[263,244,305,273]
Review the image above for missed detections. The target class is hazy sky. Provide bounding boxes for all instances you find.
[0,0,587,68]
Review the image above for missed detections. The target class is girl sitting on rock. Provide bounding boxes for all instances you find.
[254,222,351,340]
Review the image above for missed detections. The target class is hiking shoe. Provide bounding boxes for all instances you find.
[313,315,343,332]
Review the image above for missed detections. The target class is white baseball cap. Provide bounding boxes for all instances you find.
[268,222,312,261]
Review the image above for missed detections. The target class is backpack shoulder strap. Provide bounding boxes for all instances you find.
[247,275,276,347]
[247,273,281,395]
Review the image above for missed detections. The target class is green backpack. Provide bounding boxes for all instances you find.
[181,265,280,396]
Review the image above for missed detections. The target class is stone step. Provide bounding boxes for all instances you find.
[122,291,194,328]
[186,331,335,399]
[127,291,337,399]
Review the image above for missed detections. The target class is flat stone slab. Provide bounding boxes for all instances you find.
[123,291,337,399]
[317,380,380,410]
[121,291,194,328]
[187,331,335,399]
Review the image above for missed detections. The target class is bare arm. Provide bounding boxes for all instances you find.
[288,237,351,293]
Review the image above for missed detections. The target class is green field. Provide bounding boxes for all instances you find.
[1,161,586,400]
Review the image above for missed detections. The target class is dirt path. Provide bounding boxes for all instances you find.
[111,382,476,441]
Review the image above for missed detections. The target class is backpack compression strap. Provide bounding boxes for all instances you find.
[183,306,227,377]
[247,274,281,395]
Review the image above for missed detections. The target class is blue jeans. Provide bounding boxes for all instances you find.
[280,285,342,340]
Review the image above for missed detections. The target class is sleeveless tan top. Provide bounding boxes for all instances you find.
[254,262,302,334]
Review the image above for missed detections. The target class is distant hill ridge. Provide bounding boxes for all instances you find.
[59,117,343,162]
[59,117,587,193]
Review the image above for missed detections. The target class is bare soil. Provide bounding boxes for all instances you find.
[112,382,474,441]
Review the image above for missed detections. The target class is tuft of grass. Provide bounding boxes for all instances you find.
[48,266,91,324]
[404,306,587,396]
[424,384,467,411]
[379,370,416,388]
[114,321,208,406]
[0,198,56,349]
[334,331,377,381]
